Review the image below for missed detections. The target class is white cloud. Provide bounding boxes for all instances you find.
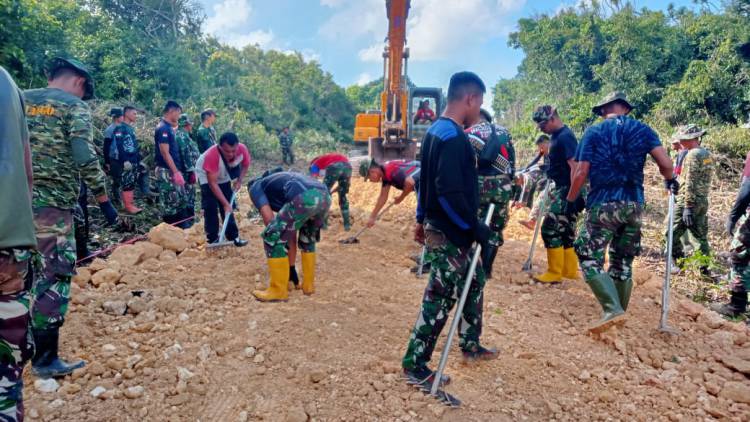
[356,72,374,85]
[205,0,253,34]
[224,30,275,49]
[357,44,382,62]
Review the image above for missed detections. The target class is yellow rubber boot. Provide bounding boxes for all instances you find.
[563,248,580,280]
[253,257,289,302]
[301,252,316,295]
[533,247,563,283]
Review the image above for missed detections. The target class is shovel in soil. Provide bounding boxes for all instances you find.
[207,190,239,251]
[659,192,680,335]
[339,202,395,244]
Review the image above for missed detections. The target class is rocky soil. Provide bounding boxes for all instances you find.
[23,178,750,421]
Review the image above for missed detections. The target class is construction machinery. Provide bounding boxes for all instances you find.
[352,0,445,162]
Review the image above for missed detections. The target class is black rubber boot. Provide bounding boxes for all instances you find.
[481,245,498,279]
[403,366,451,388]
[31,328,85,378]
[711,290,748,317]
[462,345,499,362]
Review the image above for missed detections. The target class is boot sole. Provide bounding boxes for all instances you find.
[587,313,626,334]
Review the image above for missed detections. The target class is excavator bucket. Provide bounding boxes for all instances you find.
[369,137,417,162]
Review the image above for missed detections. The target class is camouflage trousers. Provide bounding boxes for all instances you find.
[728,213,750,293]
[73,181,89,260]
[478,175,512,248]
[529,181,555,221]
[323,162,352,229]
[262,189,331,258]
[666,202,710,259]
[120,162,138,191]
[31,207,76,331]
[575,201,643,283]
[541,186,577,249]
[402,226,486,370]
[281,145,294,165]
[0,249,36,422]
[155,167,188,219]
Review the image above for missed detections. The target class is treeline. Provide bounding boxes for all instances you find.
[0,0,356,160]
[492,0,750,160]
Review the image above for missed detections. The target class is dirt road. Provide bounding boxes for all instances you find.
[23,178,750,421]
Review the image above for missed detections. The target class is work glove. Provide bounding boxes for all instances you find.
[99,200,119,225]
[123,161,133,171]
[682,207,694,227]
[473,222,492,251]
[172,171,185,187]
[664,178,680,195]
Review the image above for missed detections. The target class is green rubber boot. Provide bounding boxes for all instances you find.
[586,273,626,334]
[615,278,633,311]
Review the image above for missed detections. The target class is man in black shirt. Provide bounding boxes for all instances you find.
[531,105,580,283]
[402,71,496,388]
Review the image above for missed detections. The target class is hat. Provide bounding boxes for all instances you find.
[177,114,193,127]
[109,108,123,118]
[672,124,706,141]
[592,91,632,116]
[358,158,379,179]
[532,105,555,123]
[48,57,95,100]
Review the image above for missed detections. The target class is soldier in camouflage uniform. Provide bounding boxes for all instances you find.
[112,106,143,214]
[567,92,678,333]
[249,171,331,301]
[153,101,188,226]
[465,109,515,279]
[666,125,713,265]
[309,153,352,230]
[714,120,750,318]
[0,65,38,421]
[195,109,217,154]
[176,114,201,228]
[279,127,294,165]
[25,58,119,377]
[403,72,497,388]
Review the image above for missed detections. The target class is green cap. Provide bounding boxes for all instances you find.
[592,91,632,116]
[48,57,95,100]
[672,124,706,141]
[109,108,123,118]
[532,105,555,123]
[178,113,193,127]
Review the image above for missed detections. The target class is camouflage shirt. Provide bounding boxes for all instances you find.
[195,125,216,154]
[24,88,107,209]
[176,128,200,173]
[679,147,712,207]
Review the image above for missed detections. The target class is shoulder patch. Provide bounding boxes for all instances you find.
[427,120,458,141]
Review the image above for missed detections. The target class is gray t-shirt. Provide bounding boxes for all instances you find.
[0,66,37,249]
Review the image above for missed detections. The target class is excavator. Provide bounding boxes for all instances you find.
[352,0,445,162]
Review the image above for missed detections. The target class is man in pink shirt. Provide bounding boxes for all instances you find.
[195,132,251,246]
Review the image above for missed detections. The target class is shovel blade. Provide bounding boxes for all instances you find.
[339,237,360,244]
[521,260,532,272]
[207,241,234,249]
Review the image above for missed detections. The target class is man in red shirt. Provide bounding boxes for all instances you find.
[195,132,251,246]
[360,159,420,228]
[309,153,352,231]
[413,100,436,124]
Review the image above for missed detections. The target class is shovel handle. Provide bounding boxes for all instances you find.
[217,190,239,244]
[347,202,396,242]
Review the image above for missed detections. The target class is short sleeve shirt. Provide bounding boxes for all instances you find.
[250,172,326,211]
[154,119,182,170]
[576,115,662,207]
[195,144,251,185]
[546,125,577,187]
[383,160,420,190]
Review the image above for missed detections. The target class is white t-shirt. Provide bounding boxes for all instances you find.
[195,144,251,185]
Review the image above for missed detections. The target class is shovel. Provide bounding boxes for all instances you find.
[340,202,395,244]
[659,192,679,335]
[522,181,551,272]
[207,190,239,251]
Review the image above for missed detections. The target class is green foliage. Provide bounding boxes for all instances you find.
[346,78,384,112]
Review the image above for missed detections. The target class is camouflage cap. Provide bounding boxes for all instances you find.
[48,57,95,100]
[178,113,193,127]
[358,158,379,179]
[532,105,556,123]
[672,124,706,141]
[592,91,632,116]
[109,107,123,117]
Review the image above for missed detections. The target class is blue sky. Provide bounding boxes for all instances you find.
[198,0,696,98]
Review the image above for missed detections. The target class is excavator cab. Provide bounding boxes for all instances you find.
[409,87,445,145]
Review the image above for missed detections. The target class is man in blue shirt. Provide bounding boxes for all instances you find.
[402,72,496,390]
[531,105,580,283]
[565,92,678,333]
[154,100,187,225]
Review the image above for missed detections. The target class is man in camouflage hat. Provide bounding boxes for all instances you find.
[666,125,713,269]
[154,100,188,226]
[531,104,581,283]
[24,57,119,377]
[175,113,200,228]
[567,91,678,333]
[279,126,295,165]
[196,109,217,154]
[0,65,38,420]
[111,106,144,214]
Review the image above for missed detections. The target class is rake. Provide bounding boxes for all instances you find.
[339,202,395,244]
[659,192,680,335]
[206,190,239,251]
[522,180,551,272]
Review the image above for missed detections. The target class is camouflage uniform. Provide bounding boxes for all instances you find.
[73,181,89,260]
[541,186,577,248]
[176,124,200,223]
[155,167,185,218]
[728,213,750,293]
[112,122,141,191]
[279,131,294,164]
[322,162,352,229]
[195,124,216,154]
[24,87,107,330]
[668,146,712,259]
[262,189,331,258]
[402,226,487,369]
